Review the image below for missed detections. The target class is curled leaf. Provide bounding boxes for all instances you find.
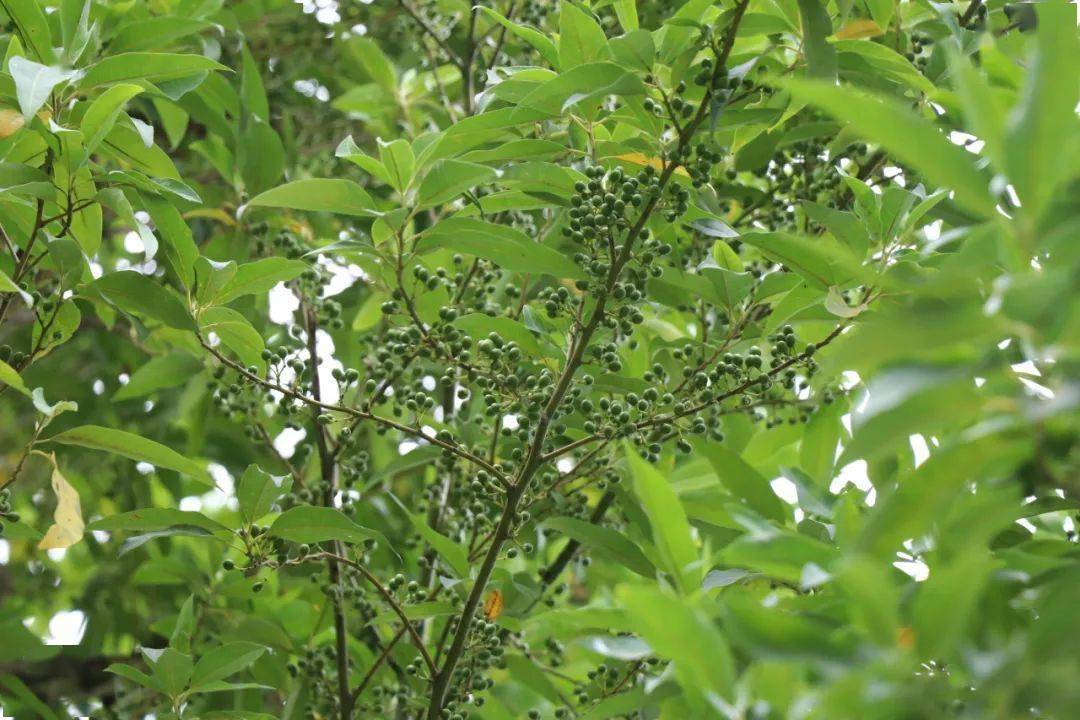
[38,454,84,550]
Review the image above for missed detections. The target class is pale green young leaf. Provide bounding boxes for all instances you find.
[625,445,701,593]
[47,425,214,485]
[247,178,379,217]
[113,354,203,401]
[779,77,996,218]
[236,465,291,523]
[90,271,195,331]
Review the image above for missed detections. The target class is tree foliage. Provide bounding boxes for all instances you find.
[0,0,1077,718]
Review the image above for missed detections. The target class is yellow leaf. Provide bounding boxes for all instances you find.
[182,208,236,226]
[833,20,884,40]
[612,152,689,177]
[0,108,25,139]
[37,454,84,551]
[483,590,503,620]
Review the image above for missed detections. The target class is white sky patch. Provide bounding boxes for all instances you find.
[557,457,575,473]
[123,230,144,254]
[1011,361,1040,377]
[894,559,929,582]
[923,219,943,242]
[317,255,365,297]
[92,379,105,395]
[1019,377,1055,399]
[770,476,798,504]
[315,329,344,404]
[45,610,87,645]
[909,434,930,467]
[135,461,154,475]
[179,496,202,512]
[268,283,301,325]
[274,427,307,458]
[0,540,9,564]
[831,460,872,494]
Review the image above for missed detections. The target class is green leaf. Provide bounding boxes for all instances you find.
[699,441,788,522]
[835,554,898,646]
[142,194,197,289]
[194,257,237,306]
[559,1,611,69]
[113,353,203,401]
[8,56,76,119]
[377,137,415,194]
[237,465,291,523]
[0,0,55,62]
[512,62,645,121]
[87,508,230,535]
[0,359,31,397]
[800,201,869,255]
[78,53,227,89]
[612,0,640,32]
[247,178,378,217]
[190,642,266,690]
[778,77,995,218]
[240,118,285,196]
[913,548,993,658]
[32,298,81,353]
[857,434,1028,558]
[46,425,214,486]
[90,271,195,331]
[199,306,265,370]
[947,50,1006,173]
[81,83,144,155]
[171,595,196,653]
[106,663,161,692]
[797,0,837,81]
[723,592,851,661]
[344,36,397,92]
[1002,2,1080,222]
[800,401,844,485]
[625,445,700,593]
[839,371,982,467]
[721,525,837,585]
[476,7,560,69]
[834,39,933,95]
[417,160,496,208]
[738,230,863,290]
[862,0,894,36]
[610,28,655,71]
[390,495,470,578]
[545,516,655,578]
[452,313,545,357]
[335,135,391,184]
[214,257,307,304]
[269,506,386,547]
[0,673,63,720]
[418,217,583,279]
[240,44,270,120]
[152,648,193,697]
[0,162,53,199]
[620,586,735,707]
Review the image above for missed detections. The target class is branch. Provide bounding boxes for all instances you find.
[303,308,352,720]
[396,0,464,70]
[313,551,438,677]
[198,337,508,480]
[423,5,752,717]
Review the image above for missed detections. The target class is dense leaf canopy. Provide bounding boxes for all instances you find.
[0,1,1077,719]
